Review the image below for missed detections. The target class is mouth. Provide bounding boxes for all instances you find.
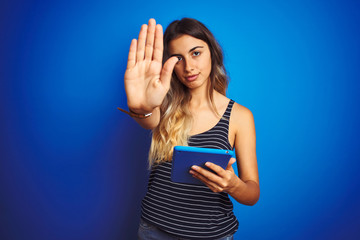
[185,74,199,82]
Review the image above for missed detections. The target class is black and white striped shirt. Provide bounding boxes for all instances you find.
[141,99,238,239]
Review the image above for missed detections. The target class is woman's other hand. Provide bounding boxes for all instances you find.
[189,158,241,194]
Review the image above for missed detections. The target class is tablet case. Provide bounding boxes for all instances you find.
[171,146,235,185]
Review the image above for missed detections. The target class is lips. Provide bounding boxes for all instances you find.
[185,74,199,82]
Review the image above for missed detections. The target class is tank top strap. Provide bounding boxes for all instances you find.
[221,99,235,122]
[213,99,234,147]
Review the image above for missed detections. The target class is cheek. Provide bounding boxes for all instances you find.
[201,53,212,72]
[202,60,212,75]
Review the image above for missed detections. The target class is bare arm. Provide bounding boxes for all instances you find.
[189,104,260,205]
[124,19,178,129]
[228,105,259,205]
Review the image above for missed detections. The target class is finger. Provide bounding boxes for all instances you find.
[225,158,236,171]
[153,24,163,63]
[145,19,156,60]
[190,170,223,192]
[160,56,178,89]
[191,165,223,183]
[136,24,147,62]
[203,162,227,178]
[127,39,137,69]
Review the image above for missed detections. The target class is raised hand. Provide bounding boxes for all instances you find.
[124,18,178,114]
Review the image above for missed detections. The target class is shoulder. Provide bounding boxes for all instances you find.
[231,102,254,119]
[213,91,231,111]
[230,102,255,133]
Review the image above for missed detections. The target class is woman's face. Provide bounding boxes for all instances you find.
[168,34,212,90]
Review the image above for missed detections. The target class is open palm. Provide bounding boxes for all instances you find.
[124,19,178,113]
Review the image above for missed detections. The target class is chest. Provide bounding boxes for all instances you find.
[189,113,235,149]
[189,110,221,136]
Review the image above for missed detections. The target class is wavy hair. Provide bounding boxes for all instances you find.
[148,18,229,167]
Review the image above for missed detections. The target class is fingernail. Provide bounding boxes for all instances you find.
[205,162,211,167]
[191,165,198,170]
[189,170,194,174]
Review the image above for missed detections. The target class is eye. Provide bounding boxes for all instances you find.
[193,51,200,56]
[177,56,183,61]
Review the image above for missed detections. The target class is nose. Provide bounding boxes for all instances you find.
[184,58,194,73]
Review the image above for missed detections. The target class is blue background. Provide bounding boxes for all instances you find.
[1,0,359,239]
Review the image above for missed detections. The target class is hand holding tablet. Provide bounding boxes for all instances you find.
[171,146,235,185]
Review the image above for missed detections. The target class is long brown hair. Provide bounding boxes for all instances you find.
[148,18,229,167]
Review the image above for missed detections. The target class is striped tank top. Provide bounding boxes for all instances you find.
[141,99,238,239]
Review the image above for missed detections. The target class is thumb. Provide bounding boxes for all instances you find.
[160,56,178,89]
[226,158,236,171]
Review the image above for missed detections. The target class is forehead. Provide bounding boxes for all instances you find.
[168,34,208,53]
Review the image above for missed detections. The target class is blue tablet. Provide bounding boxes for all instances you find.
[171,146,235,185]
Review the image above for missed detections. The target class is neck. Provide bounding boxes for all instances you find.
[188,82,211,109]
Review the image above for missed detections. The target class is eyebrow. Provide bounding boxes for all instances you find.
[170,46,204,57]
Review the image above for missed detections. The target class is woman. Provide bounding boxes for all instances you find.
[122,18,260,240]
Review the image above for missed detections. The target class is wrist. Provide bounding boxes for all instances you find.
[128,107,153,115]
[128,108,153,118]
[117,107,153,119]
[227,177,246,196]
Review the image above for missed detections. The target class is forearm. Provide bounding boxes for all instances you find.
[227,178,260,206]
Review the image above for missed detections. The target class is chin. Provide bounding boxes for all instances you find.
[184,81,201,89]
